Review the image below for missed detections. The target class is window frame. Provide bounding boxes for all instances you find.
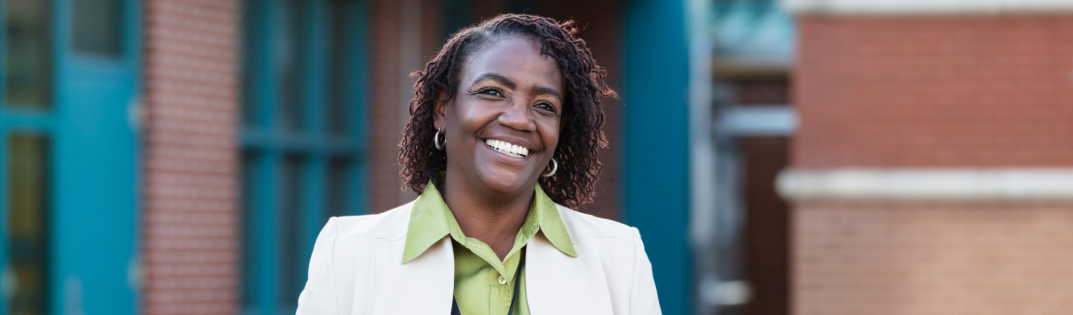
[239,0,369,313]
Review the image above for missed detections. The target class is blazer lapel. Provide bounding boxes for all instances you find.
[371,236,455,314]
[525,233,614,315]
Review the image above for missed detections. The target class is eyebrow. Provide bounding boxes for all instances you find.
[530,86,563,101]
[472,73,516,90]
[472,72,563,101]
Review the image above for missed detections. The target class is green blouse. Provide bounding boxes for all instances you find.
[401,181,577,315]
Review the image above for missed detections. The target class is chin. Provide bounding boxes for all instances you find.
[477,167,533,194]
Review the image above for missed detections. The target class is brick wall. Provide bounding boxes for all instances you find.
[141,0,240,314]
[369,0,444,213]
[794,16,1073,168]
[368,0,403,213]
[795,203,1073,315]
[792,15,1073,315]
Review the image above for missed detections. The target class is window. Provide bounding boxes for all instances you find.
[4,1,53,314]
[70,0,123,57]
[239,0,368,313]
[6,0,52,109]
[6,134,49,315]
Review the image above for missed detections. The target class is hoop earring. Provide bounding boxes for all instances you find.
[542,157,558,177]
[434,127,446,151]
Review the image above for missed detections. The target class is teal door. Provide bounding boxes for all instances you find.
[1,0,140,314]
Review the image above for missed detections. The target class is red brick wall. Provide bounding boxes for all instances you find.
[793,16,1073,168]
[795,203,1073,315]
[141,0,240,314]
[367,0,442,213]
[792,15,1073,315]
[368,0,407,213]
[368,0,403,213]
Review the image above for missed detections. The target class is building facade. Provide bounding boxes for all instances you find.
[12,1,1069,315]
[1,0,695,314]
[780,1,1073,314]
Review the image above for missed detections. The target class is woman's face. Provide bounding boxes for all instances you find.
[434,35,565,195]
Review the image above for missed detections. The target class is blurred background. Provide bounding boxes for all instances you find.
[3,0,1073,314]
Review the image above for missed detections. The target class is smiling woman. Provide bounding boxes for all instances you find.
[432,37,567,211]
[296,14,662,315]
[402,15,614,210]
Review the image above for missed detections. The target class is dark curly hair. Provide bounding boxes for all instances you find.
[398,13,616,208]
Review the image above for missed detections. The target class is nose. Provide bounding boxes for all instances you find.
[497,97,536,131]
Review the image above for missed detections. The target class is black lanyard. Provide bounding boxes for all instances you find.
[452,250,526,315]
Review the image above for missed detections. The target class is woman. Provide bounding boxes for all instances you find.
[297,14,660,315]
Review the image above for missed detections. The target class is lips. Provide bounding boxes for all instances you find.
[484,139,530,158]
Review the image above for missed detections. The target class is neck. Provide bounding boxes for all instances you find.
[440,171,533,261]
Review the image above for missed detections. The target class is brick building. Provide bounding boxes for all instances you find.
[778,1,1073,315]
[0,0,695,314]
[10,0,1069,314]
[687,1,1073,315]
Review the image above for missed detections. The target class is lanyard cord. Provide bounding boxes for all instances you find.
[452,249,526,315]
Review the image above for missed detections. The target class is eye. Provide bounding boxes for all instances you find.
[534,102,557,113]
[476,87,503,97]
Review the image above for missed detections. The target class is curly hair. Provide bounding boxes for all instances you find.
[398,13,616,208]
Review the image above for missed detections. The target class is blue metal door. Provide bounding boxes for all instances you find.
[50,0,140,314]
[0,0,138,314]
[0,0,138,312]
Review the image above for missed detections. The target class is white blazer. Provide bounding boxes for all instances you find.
[296,200,662,314]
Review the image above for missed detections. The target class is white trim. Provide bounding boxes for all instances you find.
[780,0,1073,15]
[716,106,797,137]
[777,168,1073,202]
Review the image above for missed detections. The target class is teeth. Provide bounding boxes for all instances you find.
[484,139,529,157]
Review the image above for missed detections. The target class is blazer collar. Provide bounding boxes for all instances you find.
[401,181,576,264]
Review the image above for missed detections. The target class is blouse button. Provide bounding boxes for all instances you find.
[498,276,507,285]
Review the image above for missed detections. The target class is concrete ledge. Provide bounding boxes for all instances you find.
[777,168,1073,202]
[781,0,1073,15]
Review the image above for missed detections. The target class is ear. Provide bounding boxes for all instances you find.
[433,91,449,130]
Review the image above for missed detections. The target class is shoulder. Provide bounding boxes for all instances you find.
[554,203,640,245]
[329,201,415,242]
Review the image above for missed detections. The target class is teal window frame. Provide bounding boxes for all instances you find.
[239,0,369,314]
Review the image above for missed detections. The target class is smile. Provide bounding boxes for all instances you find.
[484,139,529,158]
